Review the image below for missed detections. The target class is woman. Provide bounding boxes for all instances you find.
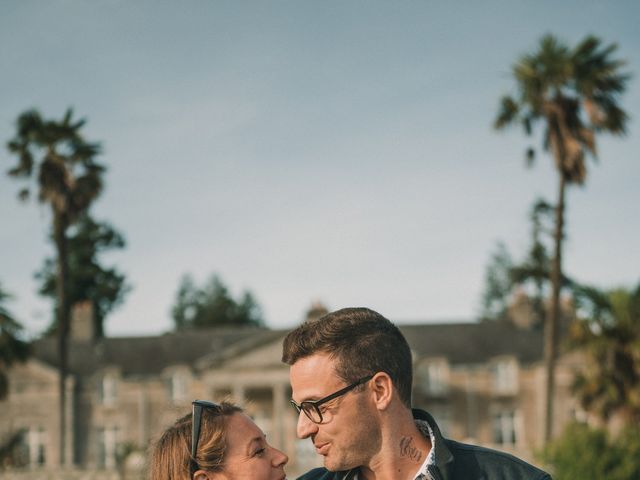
[149,400,288,480]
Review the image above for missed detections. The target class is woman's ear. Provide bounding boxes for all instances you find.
[194,470,223,480]
[193,471,209,480]
[370,372,393,411]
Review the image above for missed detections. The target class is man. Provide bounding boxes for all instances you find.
[282,307,551,480]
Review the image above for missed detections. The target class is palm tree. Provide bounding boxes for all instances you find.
[6,109,104,465]
[0,283,30,399]
[571,283,640,424]
[494,34,629,441]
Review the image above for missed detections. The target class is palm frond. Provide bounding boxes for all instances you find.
[494,95,520,129]
[579,127,597,156]
[525,147,536,167]
[498,33,629,189]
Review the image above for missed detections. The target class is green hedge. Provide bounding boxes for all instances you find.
[541,422,640,480]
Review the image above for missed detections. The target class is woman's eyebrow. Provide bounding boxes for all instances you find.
[246,435,266,454]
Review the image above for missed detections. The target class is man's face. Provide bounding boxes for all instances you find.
[289,352,381,472]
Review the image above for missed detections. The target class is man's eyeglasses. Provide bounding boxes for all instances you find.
[191,400,221,470]
[290,375,373,424]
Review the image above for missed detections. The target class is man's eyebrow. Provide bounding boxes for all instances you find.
[294,387,329,403]
[292,392,315,403]
[296,395,324,404]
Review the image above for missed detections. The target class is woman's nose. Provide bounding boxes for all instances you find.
[272,446,288,467]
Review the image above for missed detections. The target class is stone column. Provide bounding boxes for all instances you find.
[65,375,75,467]
[465,372,477,441]
[272,382,286,448]
[232,383,245,405]
[138,382,149,446]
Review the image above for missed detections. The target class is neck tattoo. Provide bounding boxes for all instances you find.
[399,436,423,463]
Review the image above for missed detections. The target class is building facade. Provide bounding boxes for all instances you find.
[0,318,583,478]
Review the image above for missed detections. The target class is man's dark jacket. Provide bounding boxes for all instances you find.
[296,409,551,480]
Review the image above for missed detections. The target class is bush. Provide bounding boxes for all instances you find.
[541,422,640,480]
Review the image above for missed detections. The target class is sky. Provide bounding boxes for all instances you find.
[1,1,638,338]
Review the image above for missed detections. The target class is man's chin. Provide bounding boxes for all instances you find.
[322,457,336,471]
[323,456,349,473]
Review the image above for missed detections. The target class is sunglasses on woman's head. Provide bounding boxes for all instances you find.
[191,400,222,470]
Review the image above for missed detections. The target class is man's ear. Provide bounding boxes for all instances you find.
[370,372,393,410]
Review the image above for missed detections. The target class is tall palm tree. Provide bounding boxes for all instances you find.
[494,34,629,442]
[571,283,640,424]
[6,109,104,465]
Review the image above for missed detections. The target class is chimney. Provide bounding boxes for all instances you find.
[507,289,538,330]
[71,300,95,341]
[304,300,329,323]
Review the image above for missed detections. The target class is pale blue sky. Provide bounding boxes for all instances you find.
[1,1,638,337]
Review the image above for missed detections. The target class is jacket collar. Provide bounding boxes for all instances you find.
[336,469,358,480]
[412,408,454,480]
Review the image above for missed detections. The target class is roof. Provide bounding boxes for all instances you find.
[32,326,266,376]
[195,329,288,369]
[32,321,544,376]
[192,321,544,368]
[399,321,543,365]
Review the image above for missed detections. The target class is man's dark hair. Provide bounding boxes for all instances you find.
[282,307,413,407]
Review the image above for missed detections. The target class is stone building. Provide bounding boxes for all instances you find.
[0,313,583,478]
[0,325,265,477]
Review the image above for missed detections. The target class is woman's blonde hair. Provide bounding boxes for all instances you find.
[148,401,242,480]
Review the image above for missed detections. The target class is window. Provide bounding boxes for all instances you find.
[492,410,517,446]
[418,359,449,396]
[17,426,47,467]
[99,373,117,406]
[250,407,272,440]
[492,359,517,395]
[97,426,119,469]
[572,407,588,423]
[168,371,188,404]
[164,368,191,404]
[429,406,452,437]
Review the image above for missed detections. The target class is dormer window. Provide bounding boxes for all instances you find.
[99,373,117,406]
[492,358,518,395]
[417,358,449,396]
[166,369,189,404]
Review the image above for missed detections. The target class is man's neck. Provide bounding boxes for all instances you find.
[359,414,432,480]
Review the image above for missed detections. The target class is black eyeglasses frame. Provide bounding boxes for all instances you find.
[290,374,374,424]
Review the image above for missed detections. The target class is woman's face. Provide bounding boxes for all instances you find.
[215,412,288,480]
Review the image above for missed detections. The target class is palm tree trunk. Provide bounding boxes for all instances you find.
[53,211,70,466]
[544,173,566,442]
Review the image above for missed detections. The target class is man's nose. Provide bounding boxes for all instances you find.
[296,410,318,439]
